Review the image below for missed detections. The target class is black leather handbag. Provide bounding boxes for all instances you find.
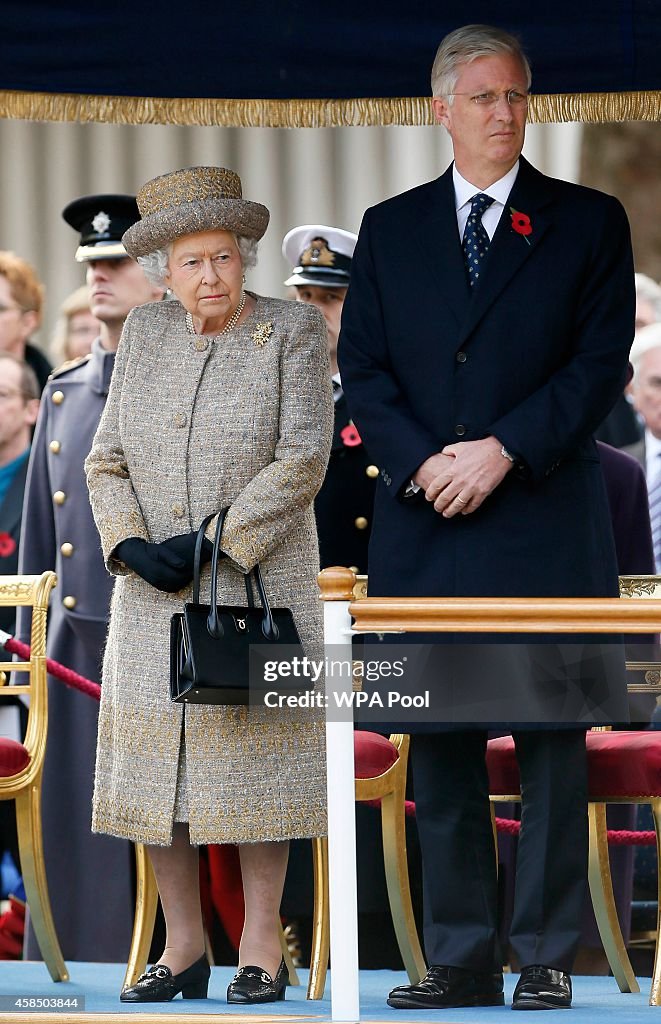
[169,508,307,705]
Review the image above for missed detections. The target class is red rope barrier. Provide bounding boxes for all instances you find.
[2,636,101,701]
[495,816,656,845]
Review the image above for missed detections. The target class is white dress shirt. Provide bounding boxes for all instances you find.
[453,161,520,241]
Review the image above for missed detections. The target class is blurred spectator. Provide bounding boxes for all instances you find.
[0,353,39,958]
[626,323,661,571]
[50,285,99,366]
[0,253,51,392]
[635,273,661,331]
[0,353,39,629]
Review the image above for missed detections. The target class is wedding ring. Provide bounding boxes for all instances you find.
[456,495,468,505]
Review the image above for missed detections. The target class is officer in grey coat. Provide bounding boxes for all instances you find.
[18,194,164,961]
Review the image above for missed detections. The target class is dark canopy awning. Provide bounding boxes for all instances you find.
[2,1,660,126]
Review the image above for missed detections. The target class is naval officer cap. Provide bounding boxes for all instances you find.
[62,194,140,263]
[283,224,357,288]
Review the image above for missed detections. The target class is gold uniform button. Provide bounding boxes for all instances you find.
[355,516,369,530]
[63,596,77,610]
[60,543,74,557]
[173,413,187,428]
[53,491,66,505]
[51,390,64,405]
[49,440,61,454]
[171,503,186,518]
[194,338,209,352]
[366,465,379,479]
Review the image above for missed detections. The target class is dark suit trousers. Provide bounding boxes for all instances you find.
[411,729,588,973]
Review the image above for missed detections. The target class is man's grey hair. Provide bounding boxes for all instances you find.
[137,235,259,288]
[431,24,532,100]
[630,322,661,379]
[635,273,661,324]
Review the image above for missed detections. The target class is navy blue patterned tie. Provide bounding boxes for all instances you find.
[462,193,495,287]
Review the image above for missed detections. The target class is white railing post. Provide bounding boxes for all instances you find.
[322,569,360,1022]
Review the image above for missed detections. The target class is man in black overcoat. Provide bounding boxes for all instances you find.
[339,24,635,1011]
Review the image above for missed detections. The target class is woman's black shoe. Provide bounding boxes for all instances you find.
[227,958,287,1003]
[120,953,210,1002]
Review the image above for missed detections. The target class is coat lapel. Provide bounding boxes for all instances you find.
[457,157,555,348]
[415,166,471,329]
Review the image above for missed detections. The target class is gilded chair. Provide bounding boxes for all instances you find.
[486,573,661,1006]
[0,571,67,981]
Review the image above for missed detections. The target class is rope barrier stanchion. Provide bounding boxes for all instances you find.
[0,629,101,701]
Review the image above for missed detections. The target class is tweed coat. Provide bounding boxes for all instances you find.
[85,294,333,846]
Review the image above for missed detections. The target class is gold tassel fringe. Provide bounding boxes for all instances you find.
[1,88,661,127]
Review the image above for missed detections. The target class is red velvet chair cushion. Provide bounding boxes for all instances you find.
[354,731,399,779]
[487,731,661,799]
[0,738,29,777]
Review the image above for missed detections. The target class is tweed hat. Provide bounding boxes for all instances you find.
[122,166,270,257]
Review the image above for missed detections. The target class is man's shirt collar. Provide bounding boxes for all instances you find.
[453,161,520,212]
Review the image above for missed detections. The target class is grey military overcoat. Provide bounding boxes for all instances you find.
[18,341,133,962]
[85,295,333,846]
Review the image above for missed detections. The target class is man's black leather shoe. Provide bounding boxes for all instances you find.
[512,966,572,1010]
[387,966,504,1009]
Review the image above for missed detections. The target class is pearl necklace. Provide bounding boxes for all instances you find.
[185,292,246,338]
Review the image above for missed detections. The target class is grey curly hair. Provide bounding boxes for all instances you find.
[137,235,259,288]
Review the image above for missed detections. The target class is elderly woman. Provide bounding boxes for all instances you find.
[85,166,333,1004]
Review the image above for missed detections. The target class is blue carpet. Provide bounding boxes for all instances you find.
[0,963,655,1019]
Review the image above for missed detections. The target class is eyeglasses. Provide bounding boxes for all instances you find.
[449,90,529,108]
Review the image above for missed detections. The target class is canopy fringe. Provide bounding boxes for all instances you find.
[1,89,661,127]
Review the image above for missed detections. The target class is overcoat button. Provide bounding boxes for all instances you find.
[60,543,74,557]
[355,516,369,530]
[455,424,466,436]
[172,503,185,518]
[173,413,187,428]
[63,596,77,609]
[456,351,467,363]
[366,465,379,478]
[53,491,66,505]
[49,440,61,454]
[194,338,208,352]
[51,391,64,405]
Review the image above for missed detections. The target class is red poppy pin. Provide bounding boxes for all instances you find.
[0,533,16,558]
[341,422,362,447]
[510,208,532,245]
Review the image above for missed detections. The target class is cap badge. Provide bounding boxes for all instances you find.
[92,211,111,234]
[301,237,334,267]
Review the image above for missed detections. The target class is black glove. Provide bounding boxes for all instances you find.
[114,537,194,593]
[159,531,214,573]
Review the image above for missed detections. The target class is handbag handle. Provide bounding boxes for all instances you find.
[192,509,228,605]
[195,507,279,642]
